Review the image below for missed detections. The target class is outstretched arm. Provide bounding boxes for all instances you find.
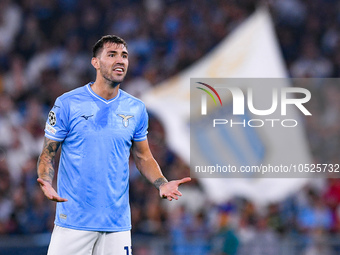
[37,137,67,202]
[131,139,191,201]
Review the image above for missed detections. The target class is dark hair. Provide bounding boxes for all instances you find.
[92,35,127,57]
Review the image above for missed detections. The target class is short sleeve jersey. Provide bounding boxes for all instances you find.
[44,83,148,231]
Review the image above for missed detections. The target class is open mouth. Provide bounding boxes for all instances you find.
[113,67,125,73]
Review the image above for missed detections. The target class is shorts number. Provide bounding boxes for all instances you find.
[124,246,132,255]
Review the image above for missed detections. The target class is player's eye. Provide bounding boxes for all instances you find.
[122,55,128,59]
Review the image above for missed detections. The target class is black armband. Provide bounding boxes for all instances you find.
[154,177,168,190]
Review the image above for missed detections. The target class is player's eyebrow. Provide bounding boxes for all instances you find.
[107,50,129,56]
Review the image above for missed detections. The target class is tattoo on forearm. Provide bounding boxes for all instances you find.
[37,138,61,183]
[154,177,168,190]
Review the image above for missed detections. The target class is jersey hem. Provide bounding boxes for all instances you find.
[55,221,132,232]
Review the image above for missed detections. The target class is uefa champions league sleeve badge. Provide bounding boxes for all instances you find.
[48,111,57,126]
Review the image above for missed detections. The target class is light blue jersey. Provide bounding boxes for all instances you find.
[44,82,148,231]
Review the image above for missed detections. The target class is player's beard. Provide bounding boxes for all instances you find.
[100,64,126,88]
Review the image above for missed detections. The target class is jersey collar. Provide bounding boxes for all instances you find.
[86,82,121,104]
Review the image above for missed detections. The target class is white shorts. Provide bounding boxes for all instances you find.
[47,225,132,255]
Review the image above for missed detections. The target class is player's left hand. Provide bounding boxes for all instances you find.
[37,178,68,202]
[159,177,191,201]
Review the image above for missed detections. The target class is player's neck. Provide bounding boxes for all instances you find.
[91,80,120,100]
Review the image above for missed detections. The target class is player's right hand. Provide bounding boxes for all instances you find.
[37,178,68,202]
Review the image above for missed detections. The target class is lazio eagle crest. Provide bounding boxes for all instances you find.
[118,114,134,127]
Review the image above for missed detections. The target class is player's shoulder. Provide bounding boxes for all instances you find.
[119,89,146,107]
[56,84,88,104]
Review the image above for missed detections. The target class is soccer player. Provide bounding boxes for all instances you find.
[37,35,191,255]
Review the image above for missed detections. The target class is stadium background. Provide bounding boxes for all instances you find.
[0,0,340,254]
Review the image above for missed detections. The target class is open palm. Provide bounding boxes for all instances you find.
[37,178,68,202]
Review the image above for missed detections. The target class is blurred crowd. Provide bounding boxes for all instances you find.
[1,0,340,254]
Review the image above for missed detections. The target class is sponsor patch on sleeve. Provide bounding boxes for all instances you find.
[45,122,57,135]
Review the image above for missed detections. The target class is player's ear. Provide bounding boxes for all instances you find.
[91,57,99,69]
